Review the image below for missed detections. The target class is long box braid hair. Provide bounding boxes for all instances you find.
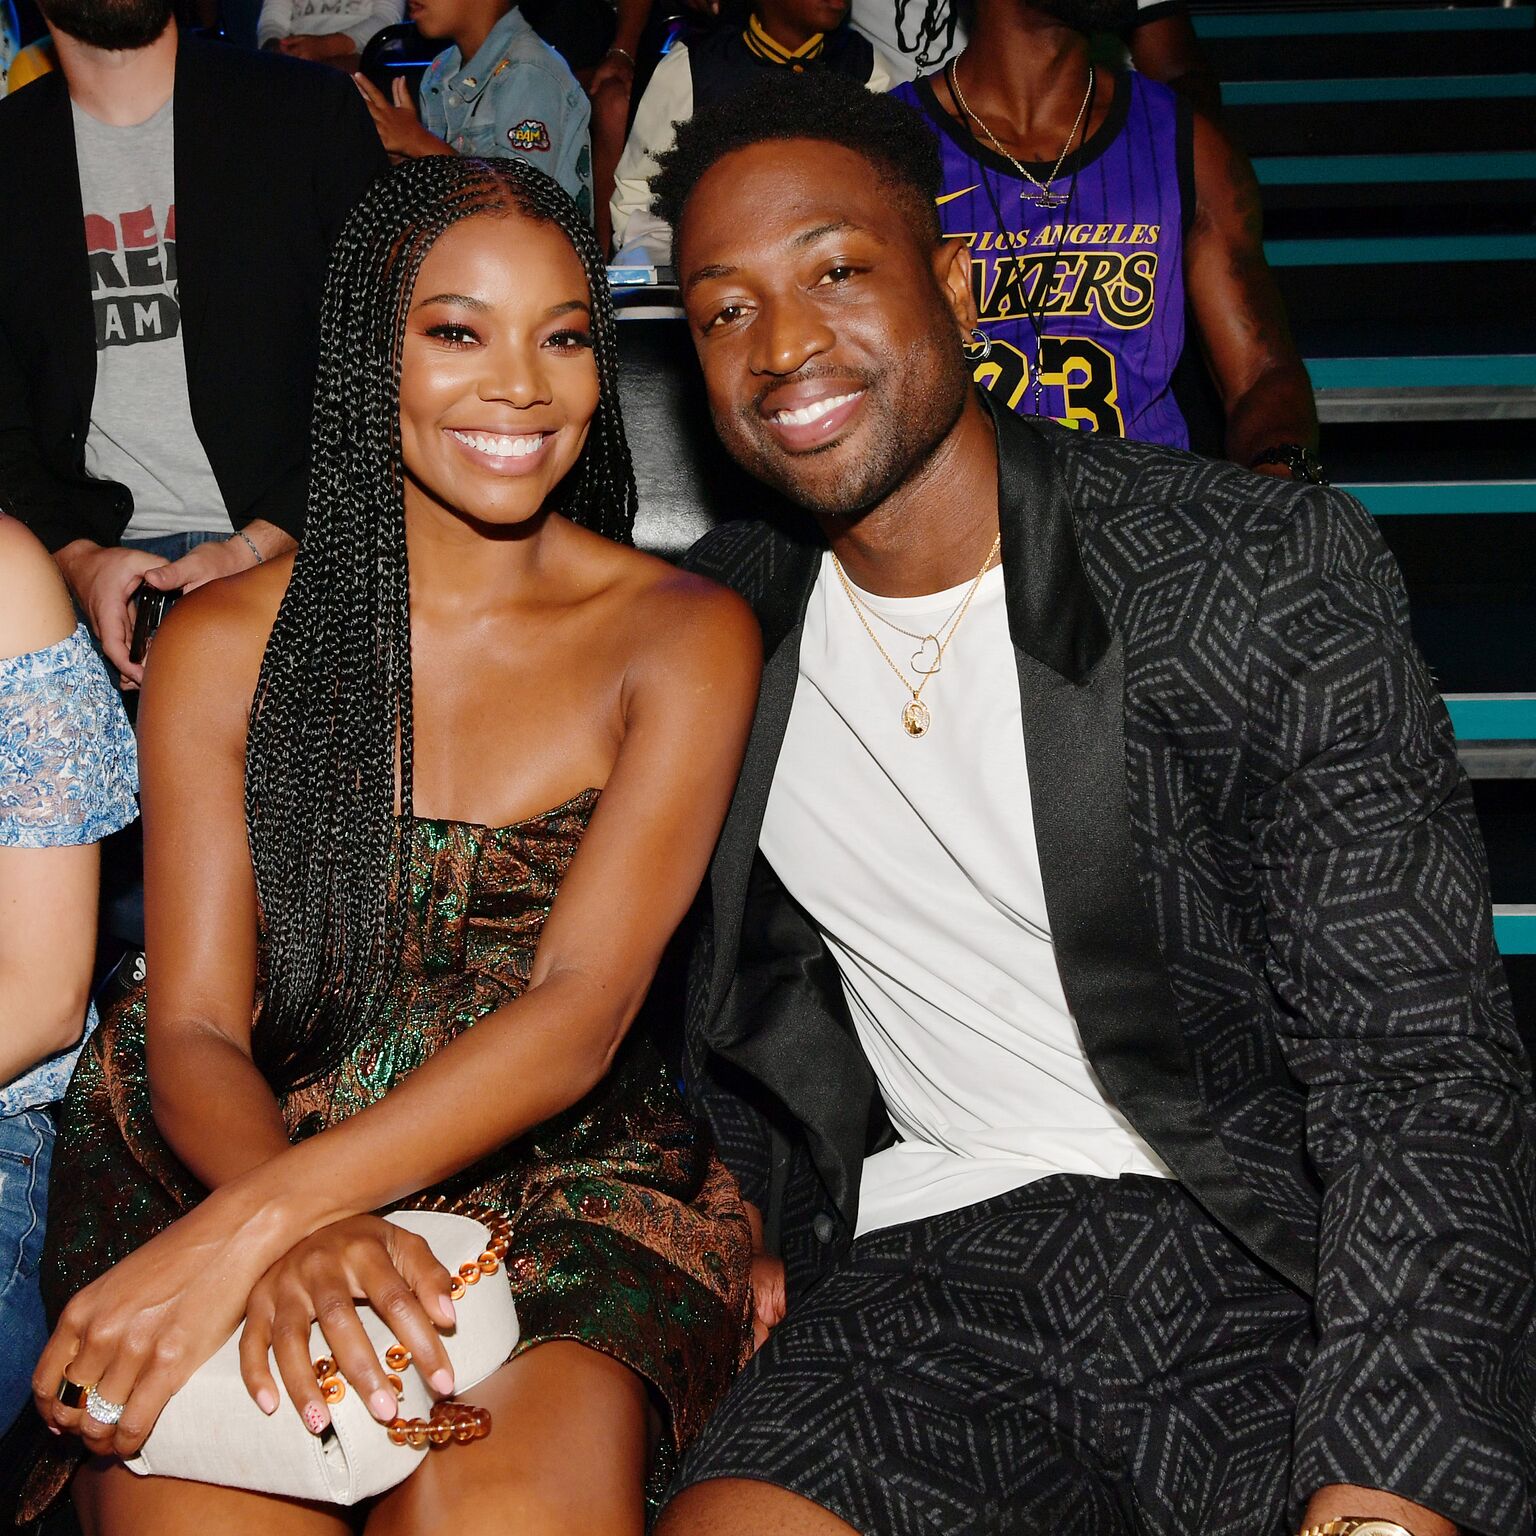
[245,155,637,1092]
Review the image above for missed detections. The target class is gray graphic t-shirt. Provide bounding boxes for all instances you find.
[73,99,229,539]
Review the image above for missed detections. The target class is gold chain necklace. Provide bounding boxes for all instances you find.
[947,63,1094,210]
[855,581,974,679]
[830,533,1002,738]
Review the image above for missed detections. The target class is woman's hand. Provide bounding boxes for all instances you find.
[744,1201,787,1353]
[31,1192,279,1459]
[239,1216,457,1435]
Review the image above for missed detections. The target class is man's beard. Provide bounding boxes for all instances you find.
[41,0,173,50]
[1035,0,1142,33]
[717,342,972,522]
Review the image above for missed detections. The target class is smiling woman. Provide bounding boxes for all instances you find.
[21,156,760,1536]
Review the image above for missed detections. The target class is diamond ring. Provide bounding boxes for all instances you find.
[85,1386,126,1426]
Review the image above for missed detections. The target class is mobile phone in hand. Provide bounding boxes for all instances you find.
[129,581,182,665]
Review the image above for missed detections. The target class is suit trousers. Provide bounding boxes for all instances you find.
[670,1173,1316,1536]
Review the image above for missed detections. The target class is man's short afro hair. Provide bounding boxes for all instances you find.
[649,71,943,250]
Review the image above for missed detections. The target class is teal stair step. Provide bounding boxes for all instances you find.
[1344,481,1536,516]
[1445,696,1536,742]
[1494,907,1536,956]
[1267,233,1536,266]
[1226,74,1536,106]
[1195,9,1534,38]
[1306,355,1536,390]
[1255,150,1536,186]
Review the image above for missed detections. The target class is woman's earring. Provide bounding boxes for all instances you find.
[965,327,992,360]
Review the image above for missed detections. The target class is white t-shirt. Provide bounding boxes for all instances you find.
[759,553,1170,1238]
[72,99,229,540]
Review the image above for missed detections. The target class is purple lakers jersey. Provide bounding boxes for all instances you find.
[894,71,1192,449]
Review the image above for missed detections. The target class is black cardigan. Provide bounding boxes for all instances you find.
[0,36,386,550]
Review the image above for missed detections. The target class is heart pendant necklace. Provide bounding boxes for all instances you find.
[830,532,1002,740]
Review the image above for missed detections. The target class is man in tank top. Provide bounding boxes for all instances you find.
[650,73,1532,1536]
[895,0,1318,465]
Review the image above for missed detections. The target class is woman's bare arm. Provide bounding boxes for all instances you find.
[0,518,99,1081]
[136,562,294,1187]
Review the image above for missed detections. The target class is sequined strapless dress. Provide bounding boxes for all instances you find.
[33,788,752,1508]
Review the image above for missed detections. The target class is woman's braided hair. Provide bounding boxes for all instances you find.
[245,155,636,1092]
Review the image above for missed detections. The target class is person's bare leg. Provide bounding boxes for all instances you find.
[367,1340,651,1536]
[658,1478,863,1536]
[73,1457,356,1536]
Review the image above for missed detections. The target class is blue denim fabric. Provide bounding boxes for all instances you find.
[0,1109,53,1435]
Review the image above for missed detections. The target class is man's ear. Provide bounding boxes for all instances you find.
[935,236,978,339]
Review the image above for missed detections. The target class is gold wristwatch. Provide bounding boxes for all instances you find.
[1299,1521,1417,1536]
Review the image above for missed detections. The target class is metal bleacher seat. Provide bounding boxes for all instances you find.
[1190,0,1536,987]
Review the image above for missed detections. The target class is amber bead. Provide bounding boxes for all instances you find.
[312,1356,336,1381]
[321,1376,346,1405]
[384,1345,412,1372]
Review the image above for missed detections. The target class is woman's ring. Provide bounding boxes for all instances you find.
[55,1376,92,1410]
[84,1387,126,1426]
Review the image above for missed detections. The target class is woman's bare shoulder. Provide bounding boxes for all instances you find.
[0,515,74,662]
[140,554,296,707]
[618,547,764,698]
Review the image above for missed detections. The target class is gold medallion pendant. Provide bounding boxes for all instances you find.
[902,698,931,737]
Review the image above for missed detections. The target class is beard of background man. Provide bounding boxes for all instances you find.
[38,0,173,51]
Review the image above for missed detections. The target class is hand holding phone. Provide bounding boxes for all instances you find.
[129,581,182,665]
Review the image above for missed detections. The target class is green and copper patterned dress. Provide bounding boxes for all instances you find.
[32,787,752,1510]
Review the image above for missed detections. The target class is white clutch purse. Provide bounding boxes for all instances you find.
[123,1210,519,1505]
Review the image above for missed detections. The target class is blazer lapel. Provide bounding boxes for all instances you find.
[997,406,1312,1294]
[24,77,96,419]
[703,534,821,1022]
[171,38,216,378]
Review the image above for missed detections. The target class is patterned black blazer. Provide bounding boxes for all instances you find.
[681,399,1536,1533]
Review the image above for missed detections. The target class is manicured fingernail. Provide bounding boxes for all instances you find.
[440,1297,456,1326]
[370,1389,397,1421]
[429,1369,454,1396]
[304,1402,329,1435]
[256,1388,278,1415]
[48,1426,61,1436]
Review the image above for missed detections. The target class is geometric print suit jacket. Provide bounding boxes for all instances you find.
[680,398,1536,1534]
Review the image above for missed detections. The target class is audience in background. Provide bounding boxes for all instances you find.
[0,0,385,686]
[852,0,1220,112]
[612,0,894,264]
[355,0,593,219]
[896,0,1317,464]
[0,0,16,90]
[257,0,403,72]
[0,513,137,1436]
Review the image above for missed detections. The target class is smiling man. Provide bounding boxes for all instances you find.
[649,73,1536,1536]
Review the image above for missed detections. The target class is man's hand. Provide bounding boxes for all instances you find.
[1302,1485,1456,1536]
[353,74,451,159]
[588,47,637,104]
[743,1201,787,1353]
[143,521,295,599]
[54,540,168,688]
[278,32,353,63]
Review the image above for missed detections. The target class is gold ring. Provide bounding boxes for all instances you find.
[56,1376,92,1410]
